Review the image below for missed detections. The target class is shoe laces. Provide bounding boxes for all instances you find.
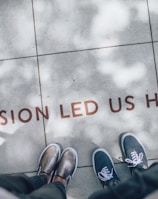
[98,166,113,181]
[125,150,143,167]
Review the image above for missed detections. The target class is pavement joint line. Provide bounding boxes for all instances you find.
[1,41,158,62]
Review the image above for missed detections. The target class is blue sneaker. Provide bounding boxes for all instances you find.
[120,132,148,174]
[92,148,120,188]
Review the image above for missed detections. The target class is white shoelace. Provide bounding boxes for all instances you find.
[98,166,113,181]
[125,150,143,167]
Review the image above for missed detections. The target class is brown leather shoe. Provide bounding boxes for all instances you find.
[54,147,78,187]
[37,143,61,183]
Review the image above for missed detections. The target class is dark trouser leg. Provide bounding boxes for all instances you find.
[20,182,66,199]
[88,163,158,199]
[0,174,66,199]
[0,174,47,195]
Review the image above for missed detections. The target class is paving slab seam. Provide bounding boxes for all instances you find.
[0,41,155,62]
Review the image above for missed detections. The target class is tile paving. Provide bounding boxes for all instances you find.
[0,1,158,198]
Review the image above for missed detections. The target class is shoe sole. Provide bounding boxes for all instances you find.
[119,132,147,161]
[37,143,61,176]
[92,148,118,178]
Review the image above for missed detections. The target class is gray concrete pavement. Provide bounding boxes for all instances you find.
[0,1,158,198]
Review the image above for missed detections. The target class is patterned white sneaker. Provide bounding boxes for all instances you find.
[92,148,120,188]
[120,132,148,174]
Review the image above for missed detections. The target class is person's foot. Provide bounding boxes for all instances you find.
[120,132,148,174]
[54,147,78,188]
[92,148,120,189]
[37,143,61,183]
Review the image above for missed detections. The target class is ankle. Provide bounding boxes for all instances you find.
[39,172,51,183]
[54,176,66,187]
[103,179,120,189]
[103,185,109,190]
